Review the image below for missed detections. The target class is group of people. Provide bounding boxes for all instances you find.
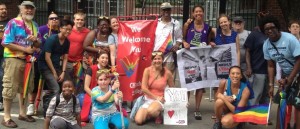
[0,1,300,129]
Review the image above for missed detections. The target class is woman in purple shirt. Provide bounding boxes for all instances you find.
[182,5,214,120]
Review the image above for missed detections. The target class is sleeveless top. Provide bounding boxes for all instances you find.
[93,29,109,47]
[215,28,238,45]
[225,78,249,106]
[186,22,210,47]
[146,66,168,98]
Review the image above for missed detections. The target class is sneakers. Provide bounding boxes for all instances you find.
[26,104,34,116]
[194,111,202,120]
[212,122,222,129]
[0,102,3,111]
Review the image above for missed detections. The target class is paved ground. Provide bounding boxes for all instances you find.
[0,89,279,129]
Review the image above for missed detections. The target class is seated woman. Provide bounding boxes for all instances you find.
[80,51,110,123]
[91,69,129,129]
[212,66,250,129]
[134,51,174,125]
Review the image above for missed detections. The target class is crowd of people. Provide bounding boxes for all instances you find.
[0,1,300,129]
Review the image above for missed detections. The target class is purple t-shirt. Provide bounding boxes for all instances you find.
[185,22,210,47]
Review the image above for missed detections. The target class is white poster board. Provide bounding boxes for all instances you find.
[163,88,188,125]
[177,43,237,91]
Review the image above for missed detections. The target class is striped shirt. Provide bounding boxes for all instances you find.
[46,93,80,125]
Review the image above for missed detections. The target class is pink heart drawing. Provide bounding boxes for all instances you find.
[168,110,175,118]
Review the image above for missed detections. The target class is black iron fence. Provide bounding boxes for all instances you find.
[31,0,264,30]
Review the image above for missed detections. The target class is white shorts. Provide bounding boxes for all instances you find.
[140,96,164,109]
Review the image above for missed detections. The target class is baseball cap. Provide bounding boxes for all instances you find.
[160,2,173,9]
[20,1,36,8]
[233,16,244,22]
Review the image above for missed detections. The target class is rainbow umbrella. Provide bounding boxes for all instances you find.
[23,55,35,105]
[34,75,44,114]
[279,91,287,129]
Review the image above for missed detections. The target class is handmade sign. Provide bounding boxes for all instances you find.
[177,44,238,91]
[164,88,188,125]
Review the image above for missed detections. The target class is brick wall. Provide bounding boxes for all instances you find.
[266,0,287,31]
[4,0,20,19]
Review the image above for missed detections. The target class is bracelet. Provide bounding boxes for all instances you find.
[110,89,116,93]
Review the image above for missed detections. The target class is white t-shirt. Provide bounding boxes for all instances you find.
[154,18,182,63]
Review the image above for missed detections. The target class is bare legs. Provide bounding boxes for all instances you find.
[134,102,162,125]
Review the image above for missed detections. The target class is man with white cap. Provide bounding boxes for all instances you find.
[154,2,182,85]
[1,1,40,128]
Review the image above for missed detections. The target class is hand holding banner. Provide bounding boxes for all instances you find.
[116,17,158,101]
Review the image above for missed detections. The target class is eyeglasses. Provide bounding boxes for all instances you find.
[49,17,59,20]
[61,27,72,32]
[99,16,109,20]
[152,51,163,56]
[264,26,277,31]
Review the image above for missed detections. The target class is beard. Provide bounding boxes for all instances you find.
[23,14,34,21]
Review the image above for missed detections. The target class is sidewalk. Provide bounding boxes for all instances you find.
[0,90,277,129]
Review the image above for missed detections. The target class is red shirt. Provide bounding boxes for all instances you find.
[67,27,90,62]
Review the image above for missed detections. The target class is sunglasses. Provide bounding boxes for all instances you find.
[97,69,111,74]
[234,21,243,24]
[49,17,59,20]
[162,8,171,11]
[99,16,109,20]
[152,51,163,56]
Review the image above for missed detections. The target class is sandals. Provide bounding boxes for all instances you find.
[155,116,163,124]
[194,111,202,120]
[1,119,18,128]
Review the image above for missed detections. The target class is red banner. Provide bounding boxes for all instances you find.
[117,19,157,101]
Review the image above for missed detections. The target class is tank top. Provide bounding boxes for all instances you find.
[225,78,248,106]
[146,66,168,99]
[186,22,210,47]
[215,28,238,45]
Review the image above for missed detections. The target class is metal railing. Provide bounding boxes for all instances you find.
[32,0,263,30]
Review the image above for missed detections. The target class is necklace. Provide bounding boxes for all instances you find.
[100,34,107,37]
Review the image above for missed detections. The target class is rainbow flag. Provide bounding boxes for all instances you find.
[158,33,173,53]
[233,104,270,125]
[73,62,84,88]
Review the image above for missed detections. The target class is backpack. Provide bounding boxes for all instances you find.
[53,94,77,115]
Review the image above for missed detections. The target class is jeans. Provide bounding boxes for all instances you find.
[40,68,61,117]
[93,112,129,129]
[248,74,268,105]
[50,117,81,129]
